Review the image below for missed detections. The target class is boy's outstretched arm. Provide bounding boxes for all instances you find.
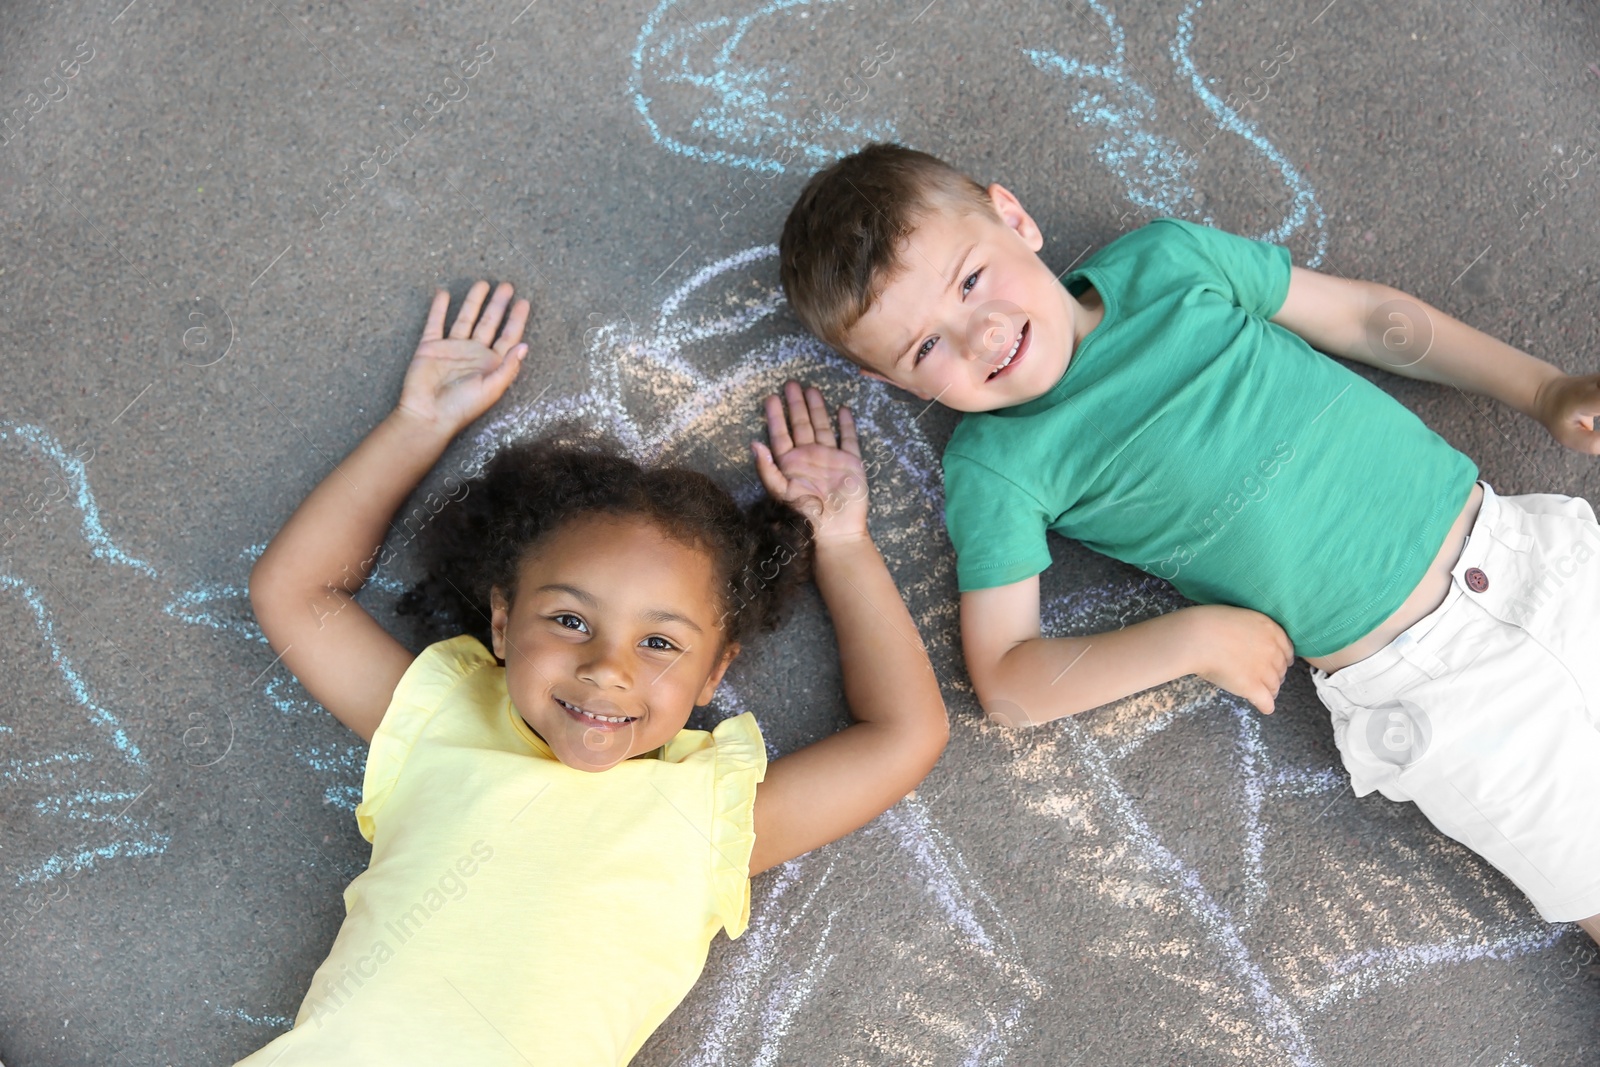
[745,382,949,876]
[962,578,1294,725]
[249,282,528,743]
[1270,267,1600,454]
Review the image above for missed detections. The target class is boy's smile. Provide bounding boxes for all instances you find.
[841,183,1102,413]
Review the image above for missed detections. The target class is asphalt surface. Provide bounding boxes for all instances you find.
[3,0,1600,1064]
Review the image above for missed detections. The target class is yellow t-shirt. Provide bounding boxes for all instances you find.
[235,635,767,1067]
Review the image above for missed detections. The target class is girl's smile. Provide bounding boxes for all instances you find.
[490,512,736,771]
[553,694,637,728]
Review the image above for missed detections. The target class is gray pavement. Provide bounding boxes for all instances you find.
[2,0,1599,1064]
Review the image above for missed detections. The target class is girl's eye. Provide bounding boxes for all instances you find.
[914,336,937,364]
[961,269,981,296]
[552,613,588,633]
[641,635,677,652]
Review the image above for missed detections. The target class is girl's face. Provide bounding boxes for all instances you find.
[489,513,737,772]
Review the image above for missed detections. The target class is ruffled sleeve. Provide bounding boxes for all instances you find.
[706,712,768,939]
[355,635,497,843]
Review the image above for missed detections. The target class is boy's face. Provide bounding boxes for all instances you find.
[840,184,1098,413]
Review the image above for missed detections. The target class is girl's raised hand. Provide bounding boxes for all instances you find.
[746,380,947,875]
[397,281,530,434]
[752,381,869,545]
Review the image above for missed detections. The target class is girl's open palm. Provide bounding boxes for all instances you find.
[752,381,869,545]
[398,280,530,434]
[745,380,947,876]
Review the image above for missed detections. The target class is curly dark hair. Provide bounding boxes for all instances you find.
[395,431,814,653]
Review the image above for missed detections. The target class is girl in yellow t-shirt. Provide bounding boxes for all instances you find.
[234,280,948,1067]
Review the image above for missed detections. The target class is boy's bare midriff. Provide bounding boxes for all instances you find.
[1303,482,1485,676]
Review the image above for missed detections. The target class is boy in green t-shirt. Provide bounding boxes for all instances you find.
[779,143,1600,938]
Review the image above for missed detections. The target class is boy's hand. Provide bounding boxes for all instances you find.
[752,380,869,546]
[1183,604,1294,715]
[1534,372,1600,455]
[397,281,530,436]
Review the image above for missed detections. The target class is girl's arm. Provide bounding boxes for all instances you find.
[248,282,529,743]
[746,382,950,875]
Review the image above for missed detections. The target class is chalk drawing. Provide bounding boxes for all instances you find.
[165,560,358,808]
[1025,0,1328,265]
[0,574,144,766]
[0,423,169,888]
[1006,578,1567,1064]
[0,422,155,577]
[465,246,1562,1064]
[677,802,1042,1065]
[210,1005,294,1031]
[471,244,1041,1062]
[7,244,1575,1062]
[163,545,407,813]
[187,246,1030,1061]
[0,431,377,895]
[1486,1036,1531,1067]
[630,0,1326,265]
[631,0,895,174]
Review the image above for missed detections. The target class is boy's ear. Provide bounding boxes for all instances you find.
[489,586,510,660]
[858,365,933,401]
[986,182,1045,253]
[696,642,741,706]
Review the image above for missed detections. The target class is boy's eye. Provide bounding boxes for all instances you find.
[551,613,588,633]
[641,635,679,652]
[914,336,937,364]
[961,269,981,296]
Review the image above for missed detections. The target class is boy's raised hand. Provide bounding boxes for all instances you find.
[752,380,869,545]
[1534,372,1600,455]
[397,281,530,435]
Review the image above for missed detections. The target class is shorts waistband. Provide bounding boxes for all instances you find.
[1311,480,1505,697]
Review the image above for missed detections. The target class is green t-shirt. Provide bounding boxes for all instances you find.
[941,218,1478,658]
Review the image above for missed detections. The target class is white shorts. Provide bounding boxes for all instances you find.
[1310,480,1600,923]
